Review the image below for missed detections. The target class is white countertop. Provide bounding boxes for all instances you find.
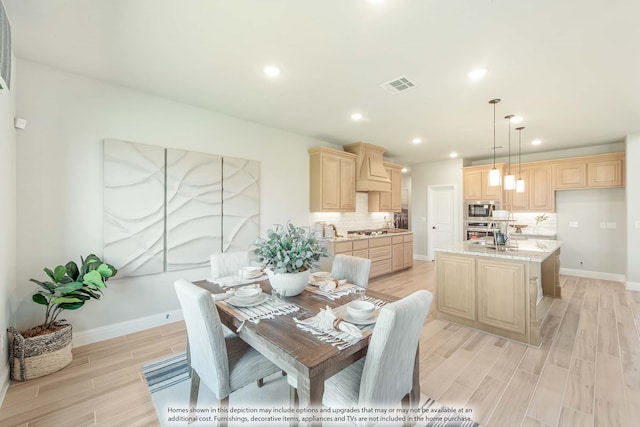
[435,238,562,262]
[323,230,412,242]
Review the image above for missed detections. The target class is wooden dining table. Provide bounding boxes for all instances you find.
[193,278,420,423]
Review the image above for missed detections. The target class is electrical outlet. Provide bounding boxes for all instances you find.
[569,221,579,228]
[599,222,606,229]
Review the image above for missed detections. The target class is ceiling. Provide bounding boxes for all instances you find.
[4,0,640,166]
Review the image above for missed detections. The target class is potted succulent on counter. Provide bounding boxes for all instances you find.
[252,222,327,296]
[7,254,117,381]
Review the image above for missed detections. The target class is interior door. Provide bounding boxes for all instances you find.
[428,185,455,260]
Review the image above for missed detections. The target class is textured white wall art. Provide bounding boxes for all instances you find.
[166,149,222,271]
[222,157,260,252]
[104,139,165,276]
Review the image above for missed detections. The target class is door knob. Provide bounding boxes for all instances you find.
[432,226,436,229]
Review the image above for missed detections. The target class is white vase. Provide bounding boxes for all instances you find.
[266,269,310,297]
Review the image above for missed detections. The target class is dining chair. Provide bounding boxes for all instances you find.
[330,253,372,288]
[322,289,433,412]
[210,250,251,279]
[174,279,280,426]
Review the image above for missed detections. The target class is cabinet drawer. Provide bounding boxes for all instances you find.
[352,249,368,258]
[403,234,413,243]
[369,236,392,247]
[369,246,391,262]
[370,259,392,278]
[334,241,353,254]
[353,240,369,251]
[392,236,404,245]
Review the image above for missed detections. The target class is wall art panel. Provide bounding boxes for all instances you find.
[166,149,222,271]
[103,139,165,276]
[222,157,260,253]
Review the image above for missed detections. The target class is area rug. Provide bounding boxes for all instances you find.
[142,353,479,427]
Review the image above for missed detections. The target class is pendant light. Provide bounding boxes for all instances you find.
[488,99,501,187]
[516,126,525,193]
[503,114,516,190]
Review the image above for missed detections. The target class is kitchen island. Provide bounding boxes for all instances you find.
[434,239,561,346]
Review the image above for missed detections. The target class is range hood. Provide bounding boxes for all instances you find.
[343,142,392,192]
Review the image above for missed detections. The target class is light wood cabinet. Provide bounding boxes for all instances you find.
[553,161,587,189]
[463,164,505,202]
[327,233,413,279]
[369,162,403,212]
[552,152,624,190]
[510,164,553,212]
[476,258,526,334]
[588,156,624,187]
[436,253,476,321]
[309,147,357,212]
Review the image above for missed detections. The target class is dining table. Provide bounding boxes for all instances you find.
[193,277,421,425]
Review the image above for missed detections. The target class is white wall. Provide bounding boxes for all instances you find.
[409,158,464,258]
[626,135,640,288]
[0,55,16,402]
[13,59,338,334]
[556,188,626,276]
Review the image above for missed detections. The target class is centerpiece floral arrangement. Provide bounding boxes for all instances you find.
[253,222,328,274]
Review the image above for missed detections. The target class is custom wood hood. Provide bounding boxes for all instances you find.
[342,142,392,192]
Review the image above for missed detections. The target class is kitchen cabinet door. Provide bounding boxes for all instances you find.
[463,164,504,202]
[463,169,482,201]
[476,258,526,334]
[403,240,413,268]
[436,253,476,321]
[309,147,357,212]
[392,243,404,271]
[553,161,587,189]
[528,165,554,211]
[587,157,624,188]
[510,168,530,211]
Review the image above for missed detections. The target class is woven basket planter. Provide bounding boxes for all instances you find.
[7,321,73,381]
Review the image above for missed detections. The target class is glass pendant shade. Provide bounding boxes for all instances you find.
[489,167,501,186]
[504,174,516,190]
[516,178,525,193]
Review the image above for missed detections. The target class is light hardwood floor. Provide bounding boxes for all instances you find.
[1,260,639,426]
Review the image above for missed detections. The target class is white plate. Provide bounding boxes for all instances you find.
[226,293,269,307]
[341,309,379,325]
[309,279,347,287]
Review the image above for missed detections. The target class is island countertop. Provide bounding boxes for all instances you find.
[434,238,562,262]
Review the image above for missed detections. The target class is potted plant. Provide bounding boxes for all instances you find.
[7,254,117,381]
[252,222,327,296]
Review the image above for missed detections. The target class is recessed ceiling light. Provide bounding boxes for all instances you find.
[263,65,281,77]
[467,68,487,80]
[401,167,408,173]
[368,0,385,4]
[351,113,363,121]
[511,116,523,123]
[449,152,458,158]
[412,138,422,145]
[531,139,542,146]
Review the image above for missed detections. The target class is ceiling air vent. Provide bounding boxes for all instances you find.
[380,76,416,94]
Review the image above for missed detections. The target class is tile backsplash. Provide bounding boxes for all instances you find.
[509,212,557,237]
[308,193,394,236]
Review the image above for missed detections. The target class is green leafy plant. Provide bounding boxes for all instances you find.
[535,213,549,225]
[253,223,328,274]
[29,254,117,331]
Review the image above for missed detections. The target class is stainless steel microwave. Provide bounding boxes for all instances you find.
[465,202,497,219]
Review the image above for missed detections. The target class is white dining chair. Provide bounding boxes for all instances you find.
[210,250,251,280]
[174,279,280,426]
[330,254,372,288]
[322,290,433,413]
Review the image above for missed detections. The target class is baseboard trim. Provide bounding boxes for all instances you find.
[560,268,626,283]
[72,309,184,348]
[626,281,640,292]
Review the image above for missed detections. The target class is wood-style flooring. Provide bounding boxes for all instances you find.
[1,260,639,426]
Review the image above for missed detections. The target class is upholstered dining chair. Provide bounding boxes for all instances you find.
[330,254,372,288]
[322,290,433,413]
[210,250,251,280]
[174,279,280,425]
